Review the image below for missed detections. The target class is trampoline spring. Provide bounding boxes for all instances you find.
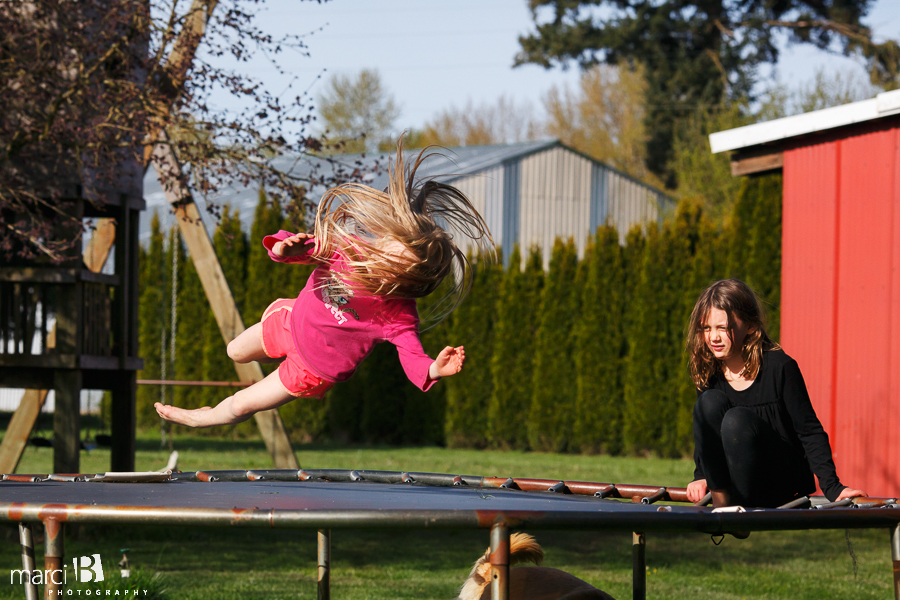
[547,482,569,494]
[3,475,42,483]
[594,485,616,499]
[815,498,855,510]
[641,488,666,505]
[401,472,415,484]
[778,496,811,509]
[299,470,312,481]
[47,474,83,482]
[698,492,713,506]
[499,478,519,490]
[349,471,363,482]
[855,499,893,509]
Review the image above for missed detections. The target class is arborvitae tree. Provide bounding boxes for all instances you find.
[622,223,669,453]
[659,200,703,456]
[675,206,727,453]
[246,189,289,332]
[172,229,208,415]
[528,238,579,452]
[398,276,456,446]
[746,174,783,341]
[573,225,625,454]
[199,206,250,436]
[726,173,783,341]
[726,177,755,281]
[444,251,502,448]
[136,212,166,428]
[488,245,539,449]
[355,343,410,444]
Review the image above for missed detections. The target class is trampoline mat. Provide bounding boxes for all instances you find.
[0,479,707,513]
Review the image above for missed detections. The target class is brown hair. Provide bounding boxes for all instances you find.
[686,279,780,388]
[311,137,494,324]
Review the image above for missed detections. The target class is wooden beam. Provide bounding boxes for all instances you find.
[731,151,784,177]
[142,0,220,168]
[0,390,48,473]
[151,139,299,469]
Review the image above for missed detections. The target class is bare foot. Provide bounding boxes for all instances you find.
[155,402,215,428]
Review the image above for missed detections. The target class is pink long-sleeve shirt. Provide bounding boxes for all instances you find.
[262,231,437,391]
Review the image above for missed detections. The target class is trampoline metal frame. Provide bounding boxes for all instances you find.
[2,469,900,600]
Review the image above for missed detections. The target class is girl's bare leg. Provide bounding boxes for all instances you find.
[227,323,280,364]
[155,368,294,428]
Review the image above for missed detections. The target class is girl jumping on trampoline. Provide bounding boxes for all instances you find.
[155,140,493,428]
[684,279,866,508]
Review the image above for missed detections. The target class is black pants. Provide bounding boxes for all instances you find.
[693,390,814,508]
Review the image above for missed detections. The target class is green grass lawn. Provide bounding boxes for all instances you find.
[0,431,893,599]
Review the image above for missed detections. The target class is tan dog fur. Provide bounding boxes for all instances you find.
[457,533,616,600]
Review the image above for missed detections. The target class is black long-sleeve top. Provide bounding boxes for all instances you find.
[693,349,845,501]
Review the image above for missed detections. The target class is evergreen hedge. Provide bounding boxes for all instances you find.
[137,175,782,455]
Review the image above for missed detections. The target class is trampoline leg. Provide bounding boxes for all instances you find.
[19,524,38,600]
[490,522,509,600]
[318,529,330,600]
[43,518,63,600]
[891,523,899,600]
[633,532,646,600]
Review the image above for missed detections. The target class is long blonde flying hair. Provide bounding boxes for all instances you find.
[311,138,494,324]
[686,279,780,388]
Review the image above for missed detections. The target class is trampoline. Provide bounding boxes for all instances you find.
[2,468,899,599]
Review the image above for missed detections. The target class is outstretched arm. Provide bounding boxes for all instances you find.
[428,345,465,380]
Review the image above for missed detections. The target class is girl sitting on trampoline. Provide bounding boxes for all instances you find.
[684,279,866,508]
[155,141,493,428]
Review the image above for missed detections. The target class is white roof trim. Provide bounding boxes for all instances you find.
[709,89,900,154]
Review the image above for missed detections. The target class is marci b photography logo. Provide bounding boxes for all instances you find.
[10,553,102,586]
[10,553,151,595]
[75,555,104,583]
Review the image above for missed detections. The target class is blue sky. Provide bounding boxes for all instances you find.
[140,0,900,241]
[205,0,900,136]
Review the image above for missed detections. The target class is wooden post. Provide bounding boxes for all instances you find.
[52,370,82,474]
[151,140,299,469]
[53,266,82,474]
[110,372,137,472]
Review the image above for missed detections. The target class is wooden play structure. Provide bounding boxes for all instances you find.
[0,0,297,474]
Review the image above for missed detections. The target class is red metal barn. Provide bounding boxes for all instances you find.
[710,91,900,497]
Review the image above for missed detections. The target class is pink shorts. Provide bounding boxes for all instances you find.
[260,299,334,398]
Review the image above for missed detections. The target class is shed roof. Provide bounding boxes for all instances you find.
[709,89,900,154]
[268,138,561,190]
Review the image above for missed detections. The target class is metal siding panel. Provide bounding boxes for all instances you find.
[502,161,520,266]
[782,142,839,464]
[834,128,896,496]
[510,146,664,267]
[451,175,485,256]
